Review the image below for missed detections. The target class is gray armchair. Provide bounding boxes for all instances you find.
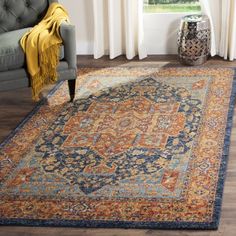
[0,0,77,101]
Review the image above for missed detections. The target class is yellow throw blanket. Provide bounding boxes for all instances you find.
[21,3,69,101]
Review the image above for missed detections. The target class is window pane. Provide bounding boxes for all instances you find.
[144,0,201,13]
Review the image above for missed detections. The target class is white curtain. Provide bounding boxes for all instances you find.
[200,0,236,60]
[93,0,147,60]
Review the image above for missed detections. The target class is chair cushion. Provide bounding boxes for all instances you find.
[0,28,29,72]
[0,27,64,72]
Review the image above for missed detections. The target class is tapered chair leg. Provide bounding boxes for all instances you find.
[68,79,76,102]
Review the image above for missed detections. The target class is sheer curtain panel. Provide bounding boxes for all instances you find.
[93,0,147,60]
[200,0,236,60]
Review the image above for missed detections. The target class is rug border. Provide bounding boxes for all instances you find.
[1,68,236,230]
[211,72,236,228]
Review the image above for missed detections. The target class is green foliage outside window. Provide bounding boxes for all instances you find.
[148,0,198,4]
[144,0,201,13]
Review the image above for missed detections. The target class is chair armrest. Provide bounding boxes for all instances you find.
[59,21,76,69]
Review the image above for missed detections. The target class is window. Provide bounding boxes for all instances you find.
[144,0,201,13]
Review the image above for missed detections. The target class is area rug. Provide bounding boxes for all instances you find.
[0,65,235,229]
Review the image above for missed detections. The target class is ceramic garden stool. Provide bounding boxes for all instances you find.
[178,15,211,66]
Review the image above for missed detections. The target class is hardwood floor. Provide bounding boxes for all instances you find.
[0,55,236,236]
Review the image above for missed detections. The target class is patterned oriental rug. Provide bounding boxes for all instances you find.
[0,65,235,229]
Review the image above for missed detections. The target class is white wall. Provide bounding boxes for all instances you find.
[59,1,199,55]
[144,13,189,55]
[59,0,94,55]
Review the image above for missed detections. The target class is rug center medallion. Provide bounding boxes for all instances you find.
[38,79,202,196]
[63,97,186,157]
